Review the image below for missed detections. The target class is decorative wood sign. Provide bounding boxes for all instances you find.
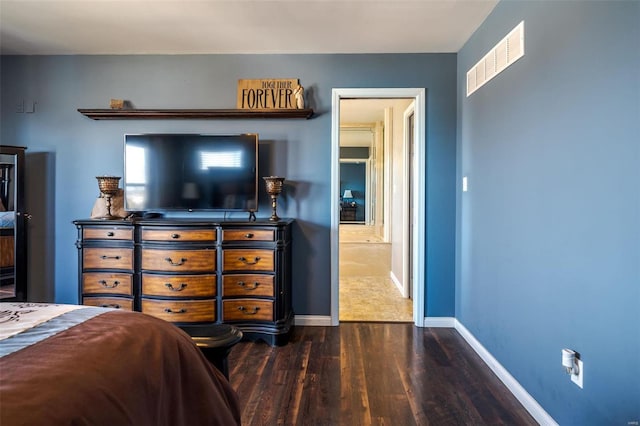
[237,79,303,110]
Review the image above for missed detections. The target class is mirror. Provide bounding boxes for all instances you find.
[0,147,26,301]
[339,125,382,226]
[0,153,17,298]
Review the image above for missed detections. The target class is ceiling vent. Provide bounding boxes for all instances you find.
[467,21,524,97]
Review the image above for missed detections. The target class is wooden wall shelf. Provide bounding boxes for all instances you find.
[78,108,314,120]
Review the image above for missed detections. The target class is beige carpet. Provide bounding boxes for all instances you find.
[339,233,413,322]
[339,224,384,243]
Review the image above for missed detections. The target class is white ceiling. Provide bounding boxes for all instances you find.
[0,0,498,55]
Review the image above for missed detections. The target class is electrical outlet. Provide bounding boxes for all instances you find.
[571,358,583,388]
[16,100,24,113]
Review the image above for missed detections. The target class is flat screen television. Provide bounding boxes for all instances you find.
[124,133,258,213]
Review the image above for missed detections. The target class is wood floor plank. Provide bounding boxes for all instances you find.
[231,342,276,425]
[340,322,372,426]
[360,324,416,425]
[302,327,342,425]
[228,324,538,426]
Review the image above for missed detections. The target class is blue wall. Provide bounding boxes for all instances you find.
[1,53,457,317]
[457,1,640,424]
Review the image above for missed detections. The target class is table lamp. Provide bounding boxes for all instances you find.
[342,189,355,206]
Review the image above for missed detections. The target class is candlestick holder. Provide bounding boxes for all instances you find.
[95,175,121,220]
[263,176,285,221]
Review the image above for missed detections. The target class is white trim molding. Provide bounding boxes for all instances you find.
[294,315,333,326]
[423,317,456,328]
[390,270,403,294]
[454,320,558,426]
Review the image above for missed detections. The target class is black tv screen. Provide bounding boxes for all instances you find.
[124,133,258,212]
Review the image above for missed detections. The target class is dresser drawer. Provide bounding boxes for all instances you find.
[83,248,134,270]
[83,296,134,311]
[141,249,215,272]
[141,228,216,242]
[222,229,275,242]
[141,274,216,297]
[83,227,133,241]
[223,299,274,322]
[141,299,215,323]
[223,249,274,272]
[82,272,133,295]
[222,274,274,297]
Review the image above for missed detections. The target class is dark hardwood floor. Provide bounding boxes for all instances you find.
[228,323,537,426]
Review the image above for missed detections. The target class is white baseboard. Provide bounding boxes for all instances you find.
[423,316,456,327]
[454,320,558,426]
[294,315,332,326]
[389,270,404,294]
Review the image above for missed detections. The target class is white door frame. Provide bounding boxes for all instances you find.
[402,103,415,299]
[331,88,426,327]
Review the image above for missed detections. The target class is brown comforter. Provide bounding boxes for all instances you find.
[0,309,241,426]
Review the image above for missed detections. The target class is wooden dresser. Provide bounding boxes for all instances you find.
[74,218,293,345]
[77,224,135,310]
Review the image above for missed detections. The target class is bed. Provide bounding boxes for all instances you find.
[0,302,241,426]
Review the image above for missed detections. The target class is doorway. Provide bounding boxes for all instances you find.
[330,88,426,326]
[338,113,408,322]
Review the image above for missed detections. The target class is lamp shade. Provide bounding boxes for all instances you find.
[343,189,353,199]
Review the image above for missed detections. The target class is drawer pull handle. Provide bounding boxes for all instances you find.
[164,283,187,292]
[238,256,261,265]
[244,233,254,239]
[164,308,187,314]
[164,257,187,266]
[98,280,120,288]
[237,306,259,315]
[99,304,121,309]
[100,255,121,260]
[106,231,115,237]
[238,281,260,290]
[171,233,180,239]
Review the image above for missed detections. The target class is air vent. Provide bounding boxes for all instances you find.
[467,21,525,97]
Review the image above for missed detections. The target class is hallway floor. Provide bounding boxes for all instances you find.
[339,226,413,322]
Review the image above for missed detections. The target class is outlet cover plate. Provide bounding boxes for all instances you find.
[571,359,583,388]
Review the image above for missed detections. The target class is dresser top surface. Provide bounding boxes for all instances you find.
[74,218,294,227]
